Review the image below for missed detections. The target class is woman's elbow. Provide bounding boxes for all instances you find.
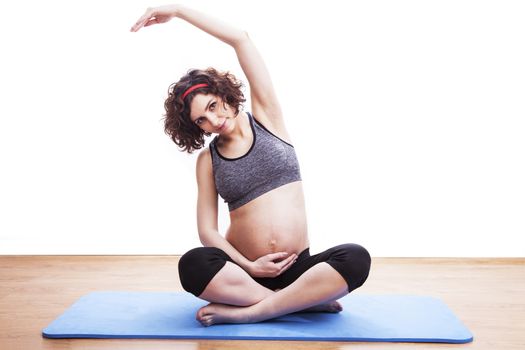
[198,229,218,246]
[232,30,251,48]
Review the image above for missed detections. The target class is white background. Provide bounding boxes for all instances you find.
[1,0,523,256]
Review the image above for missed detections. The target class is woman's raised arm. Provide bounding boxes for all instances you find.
[132,4,244,45]
[131,4,284,129]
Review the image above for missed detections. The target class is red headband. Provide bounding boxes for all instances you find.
[181,83,208,100]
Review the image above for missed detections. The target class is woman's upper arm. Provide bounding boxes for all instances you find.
[195,148,219,238]
[234,32,286,130]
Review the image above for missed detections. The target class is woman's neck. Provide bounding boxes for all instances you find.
[218,111,250,143]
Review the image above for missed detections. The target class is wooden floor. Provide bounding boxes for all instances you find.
[0,256,523,350]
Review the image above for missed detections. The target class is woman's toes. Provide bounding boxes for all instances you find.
[194,302,251,325]
[196,304,212,321]
[333,301,343,312]
[199,315,213,327]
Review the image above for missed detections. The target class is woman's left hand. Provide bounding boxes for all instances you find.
[247,252,297,278]
[130,5,180,32]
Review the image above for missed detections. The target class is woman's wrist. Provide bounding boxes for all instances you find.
[239,258,254,275]
[170,4,182,18]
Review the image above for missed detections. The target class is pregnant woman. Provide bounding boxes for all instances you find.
[131,4,371,327]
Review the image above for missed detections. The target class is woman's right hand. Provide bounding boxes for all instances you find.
[130,5,180,32]
[247,252,298,278]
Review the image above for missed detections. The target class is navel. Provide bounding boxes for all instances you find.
[268,239,277,253]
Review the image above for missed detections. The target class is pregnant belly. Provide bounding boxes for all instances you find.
[225,182,310,261]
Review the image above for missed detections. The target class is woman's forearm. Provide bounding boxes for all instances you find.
[199,229,253,272]
[174,5,247,47]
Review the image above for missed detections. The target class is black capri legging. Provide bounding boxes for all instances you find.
[178,243,371,297]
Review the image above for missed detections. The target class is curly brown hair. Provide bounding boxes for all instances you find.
[164,67,246,153]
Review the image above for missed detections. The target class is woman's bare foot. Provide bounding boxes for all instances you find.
[299,300,343,313]
[196,300,343,326]
[196,303,254,327]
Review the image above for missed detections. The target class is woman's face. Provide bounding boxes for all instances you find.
[189,94,234,134]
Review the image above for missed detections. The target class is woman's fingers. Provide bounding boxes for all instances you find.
[276,253,297,274]
[143,18,158,27]
[130,19,147,32]
[264,252,289,262]
[130,8,154,32]
[252,251,298,277]
[131,6,177,32]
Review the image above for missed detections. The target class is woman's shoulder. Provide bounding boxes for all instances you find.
[196,147,212,173]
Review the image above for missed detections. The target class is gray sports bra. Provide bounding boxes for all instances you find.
[209,112,302,211]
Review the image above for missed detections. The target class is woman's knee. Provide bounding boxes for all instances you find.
[178,247,231,297]
[329,243,372,291]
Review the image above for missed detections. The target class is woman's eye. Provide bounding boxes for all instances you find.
[210,102,216,110]
[196,118,203,125]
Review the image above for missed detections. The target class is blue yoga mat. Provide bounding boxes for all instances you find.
[42,291,473,343]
